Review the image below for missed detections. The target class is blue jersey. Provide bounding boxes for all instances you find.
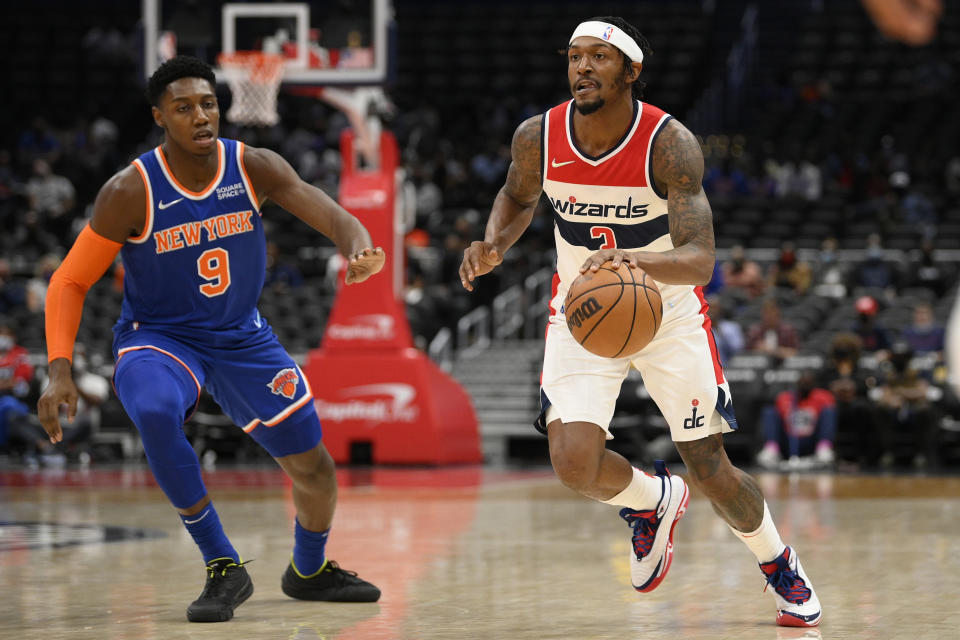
[119,138,265,331]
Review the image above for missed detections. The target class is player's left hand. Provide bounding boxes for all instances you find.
[345,247,386,284]
[579,249,639,273]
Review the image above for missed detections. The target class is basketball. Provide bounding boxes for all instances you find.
[564,262,662,358]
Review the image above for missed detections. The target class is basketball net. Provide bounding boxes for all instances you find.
[217,51,285,127]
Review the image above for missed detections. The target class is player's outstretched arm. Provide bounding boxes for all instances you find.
[38,168,143,442]
[861,0,942,46]
[460,115,543,291]
[592,119,715,286]
[243,145,384,285]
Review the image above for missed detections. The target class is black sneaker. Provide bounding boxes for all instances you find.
[281,560,380,602]
[186,558,254,622]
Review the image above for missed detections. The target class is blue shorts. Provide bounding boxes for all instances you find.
[112,320,322,458]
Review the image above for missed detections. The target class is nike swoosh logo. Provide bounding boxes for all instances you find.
[183,509,210,525]
[551,159,575,168]
[158,198,184,210]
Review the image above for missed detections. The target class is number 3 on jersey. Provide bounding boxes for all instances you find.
[590,226,617,250]
[197,248,231,297]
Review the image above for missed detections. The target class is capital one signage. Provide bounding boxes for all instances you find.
[325,314,396,341]
[315,383,420,423]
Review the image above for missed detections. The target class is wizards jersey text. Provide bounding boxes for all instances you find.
[543,99,709,320]
[119,138,264,331]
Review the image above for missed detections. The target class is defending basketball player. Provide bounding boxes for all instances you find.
[37,56,383,622]
[459,17,822,627]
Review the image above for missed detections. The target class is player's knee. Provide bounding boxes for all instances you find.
[117,360,193,435]
[127,391,183,434]
[549,445,599,492]
[281,444,336,491]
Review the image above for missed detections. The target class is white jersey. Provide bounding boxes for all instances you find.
[542,99,703,324]
[537,99,734,441]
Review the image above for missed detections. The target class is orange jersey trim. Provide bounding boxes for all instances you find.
[154,140,225,199]
[237,142,261,213]
[129,160,154,243]
[45,224,124,363]
[242,368,314,433]
[116,345,203,422]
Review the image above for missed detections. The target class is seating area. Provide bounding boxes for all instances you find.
[2,0,960,467]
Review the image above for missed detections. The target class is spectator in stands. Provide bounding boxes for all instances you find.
[874,341,939,468]
[404,266,441,350]
[25,158,75,244]
[817,333,882,467]
[851,233,898,293]
[851,295,892,358]
[25,254,60,314]
[766,149,821,201]
[37,342,109,465]
[904,238,949,298]
[746,298,799,361]
[946,155,960,196]
[470,139,510,186]
[756,370,837,470]
[811,236,848,298]
[702,156,751,197]
[0,321,32,401]
[767,240,812,295]
[900,184,937,237]
[901,302,945,356]
[264,241,304,290]
[0,320,44,462]
[722,244,766,302]
[704,260,724,297]
[0,149,20,234]
[17,117,61,168]
[0,259,26,314]
[708,296,745,365]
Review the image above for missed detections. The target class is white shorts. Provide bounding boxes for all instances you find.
[538,297,737,443]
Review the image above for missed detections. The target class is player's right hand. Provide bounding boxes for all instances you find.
[460,241,503,291]
[37,360,79,444]
[861,0,942,46]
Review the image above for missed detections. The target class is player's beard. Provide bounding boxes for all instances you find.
[572,75,628,115]
[574,97,605,115]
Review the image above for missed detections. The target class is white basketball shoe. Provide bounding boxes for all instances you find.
[760,546,822,627]
[618,460,690,592]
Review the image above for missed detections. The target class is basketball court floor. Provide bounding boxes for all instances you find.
[1,465,958,640]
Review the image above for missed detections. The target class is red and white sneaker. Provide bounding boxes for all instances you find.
[618,460,689,592]
[760,546,822,627]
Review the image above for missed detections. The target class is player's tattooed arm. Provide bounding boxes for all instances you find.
[484,115,544,252]
[461,115,543,290]
[631,119,716,286]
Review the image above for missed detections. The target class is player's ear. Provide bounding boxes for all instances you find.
[629,61,643,82]
[152,105,164,128]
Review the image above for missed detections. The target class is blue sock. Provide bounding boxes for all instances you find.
[292,518,329,577]
[180,503,239,565]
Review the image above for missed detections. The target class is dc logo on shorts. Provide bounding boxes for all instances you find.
[268,368,300,399]
[683,398,705,430]
[603,26,615,40]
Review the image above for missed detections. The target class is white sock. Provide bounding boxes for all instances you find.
[728,501,786,564]
[602,466,663,510]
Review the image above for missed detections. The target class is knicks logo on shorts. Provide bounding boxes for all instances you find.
[268,368,300,399]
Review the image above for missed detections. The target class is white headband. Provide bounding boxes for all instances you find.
[569,21,644,64]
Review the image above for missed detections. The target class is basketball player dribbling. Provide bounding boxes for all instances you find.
[37,56,382,622]
[459,17,822,627]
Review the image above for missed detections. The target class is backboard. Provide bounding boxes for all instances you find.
[142,0,392,87]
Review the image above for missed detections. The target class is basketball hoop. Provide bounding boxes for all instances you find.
[217,51,285,127]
